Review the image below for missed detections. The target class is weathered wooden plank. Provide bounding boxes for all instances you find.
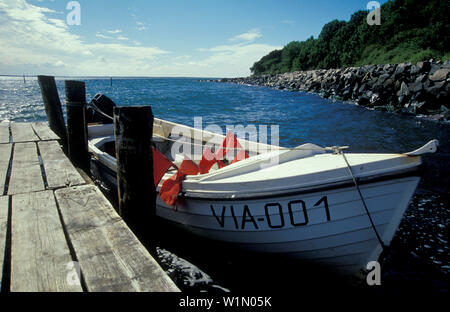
[55,185,179,292]
[10,190,82,292]
[0,144,12,193]
[8,142,45,195]
[38,141,85,189]
[31,122,60,141]
[0,123,9,144]
[10,123,40,143]
[0,196,8,289]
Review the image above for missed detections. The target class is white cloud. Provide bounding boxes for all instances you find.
[96,33,113,39]
[0,1,280,77]
[282,20,295,26]
[106,29,122,34]
[183,42,281,77]
[0,0,167,76]
[229,29,262,42]
[136,21,148,31]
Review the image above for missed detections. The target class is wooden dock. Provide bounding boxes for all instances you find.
[0,122,179,292]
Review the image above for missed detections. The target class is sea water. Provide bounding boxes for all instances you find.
[0,76,448,292]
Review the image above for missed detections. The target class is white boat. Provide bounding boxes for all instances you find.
[87,118,438,275]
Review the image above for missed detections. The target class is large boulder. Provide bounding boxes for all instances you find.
[410,65,420,75]
[429,69,450,82]
[409,81,423,93]
[377,73,391,84]
[394,62,411,79]
[397,81,410,97]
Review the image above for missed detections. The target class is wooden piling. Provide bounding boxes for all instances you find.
[113,106,156,235]
[37,75,67,149]
[65,80,89,170]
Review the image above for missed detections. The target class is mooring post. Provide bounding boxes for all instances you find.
[37,75,68,150]
[65,80,89,170]
[114,106,156,235]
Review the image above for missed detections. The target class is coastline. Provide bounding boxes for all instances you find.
[218,60,450,122]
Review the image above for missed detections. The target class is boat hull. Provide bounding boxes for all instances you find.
[156,176,419,274]
[92,156,418,274]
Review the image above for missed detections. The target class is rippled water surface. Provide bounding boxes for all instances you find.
[1,76,448,292]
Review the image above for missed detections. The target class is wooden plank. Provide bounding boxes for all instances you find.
[31,122,60,141]
[0,123,9,144]
[38,141,85,189]
[10,190,82,292]
[55,185,179,292]
[0,144,12,193]
[10,123,40,143]
[8,142,45,195]
[0,196,8,289]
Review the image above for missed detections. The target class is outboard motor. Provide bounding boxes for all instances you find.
[86,93,116,124]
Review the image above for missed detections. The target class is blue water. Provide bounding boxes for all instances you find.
[0,75,448,292]
[1,76,447,153]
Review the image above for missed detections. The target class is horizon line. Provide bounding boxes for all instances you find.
[0,74,227,79]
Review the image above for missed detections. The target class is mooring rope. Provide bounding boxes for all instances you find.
[340,150,387,252]
[86,102,114,121]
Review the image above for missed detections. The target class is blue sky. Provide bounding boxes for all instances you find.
[0,0,388,77]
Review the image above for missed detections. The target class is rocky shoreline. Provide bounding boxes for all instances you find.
[218,60,450,121]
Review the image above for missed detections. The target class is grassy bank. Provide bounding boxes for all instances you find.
[251,0,449,75]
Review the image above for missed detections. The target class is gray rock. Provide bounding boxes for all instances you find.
[429,64,442,75]
[394,63,411,78]
[368,65,376,74]
[415,74,427,83]
[383,64,392,71]
[377,73,391,84]
[426,84,444,97]
[434,80,446,89]
[383,78,395,88]
[394,65,405,77]
[410,81,423,93]
[358,83,367,93]
[397,81,410,97]
[410,65,420,75]
[429,69,450,81]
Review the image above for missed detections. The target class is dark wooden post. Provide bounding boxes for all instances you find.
[114,106,155,235]
[37,75,67,149]
[65,80,89,170]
